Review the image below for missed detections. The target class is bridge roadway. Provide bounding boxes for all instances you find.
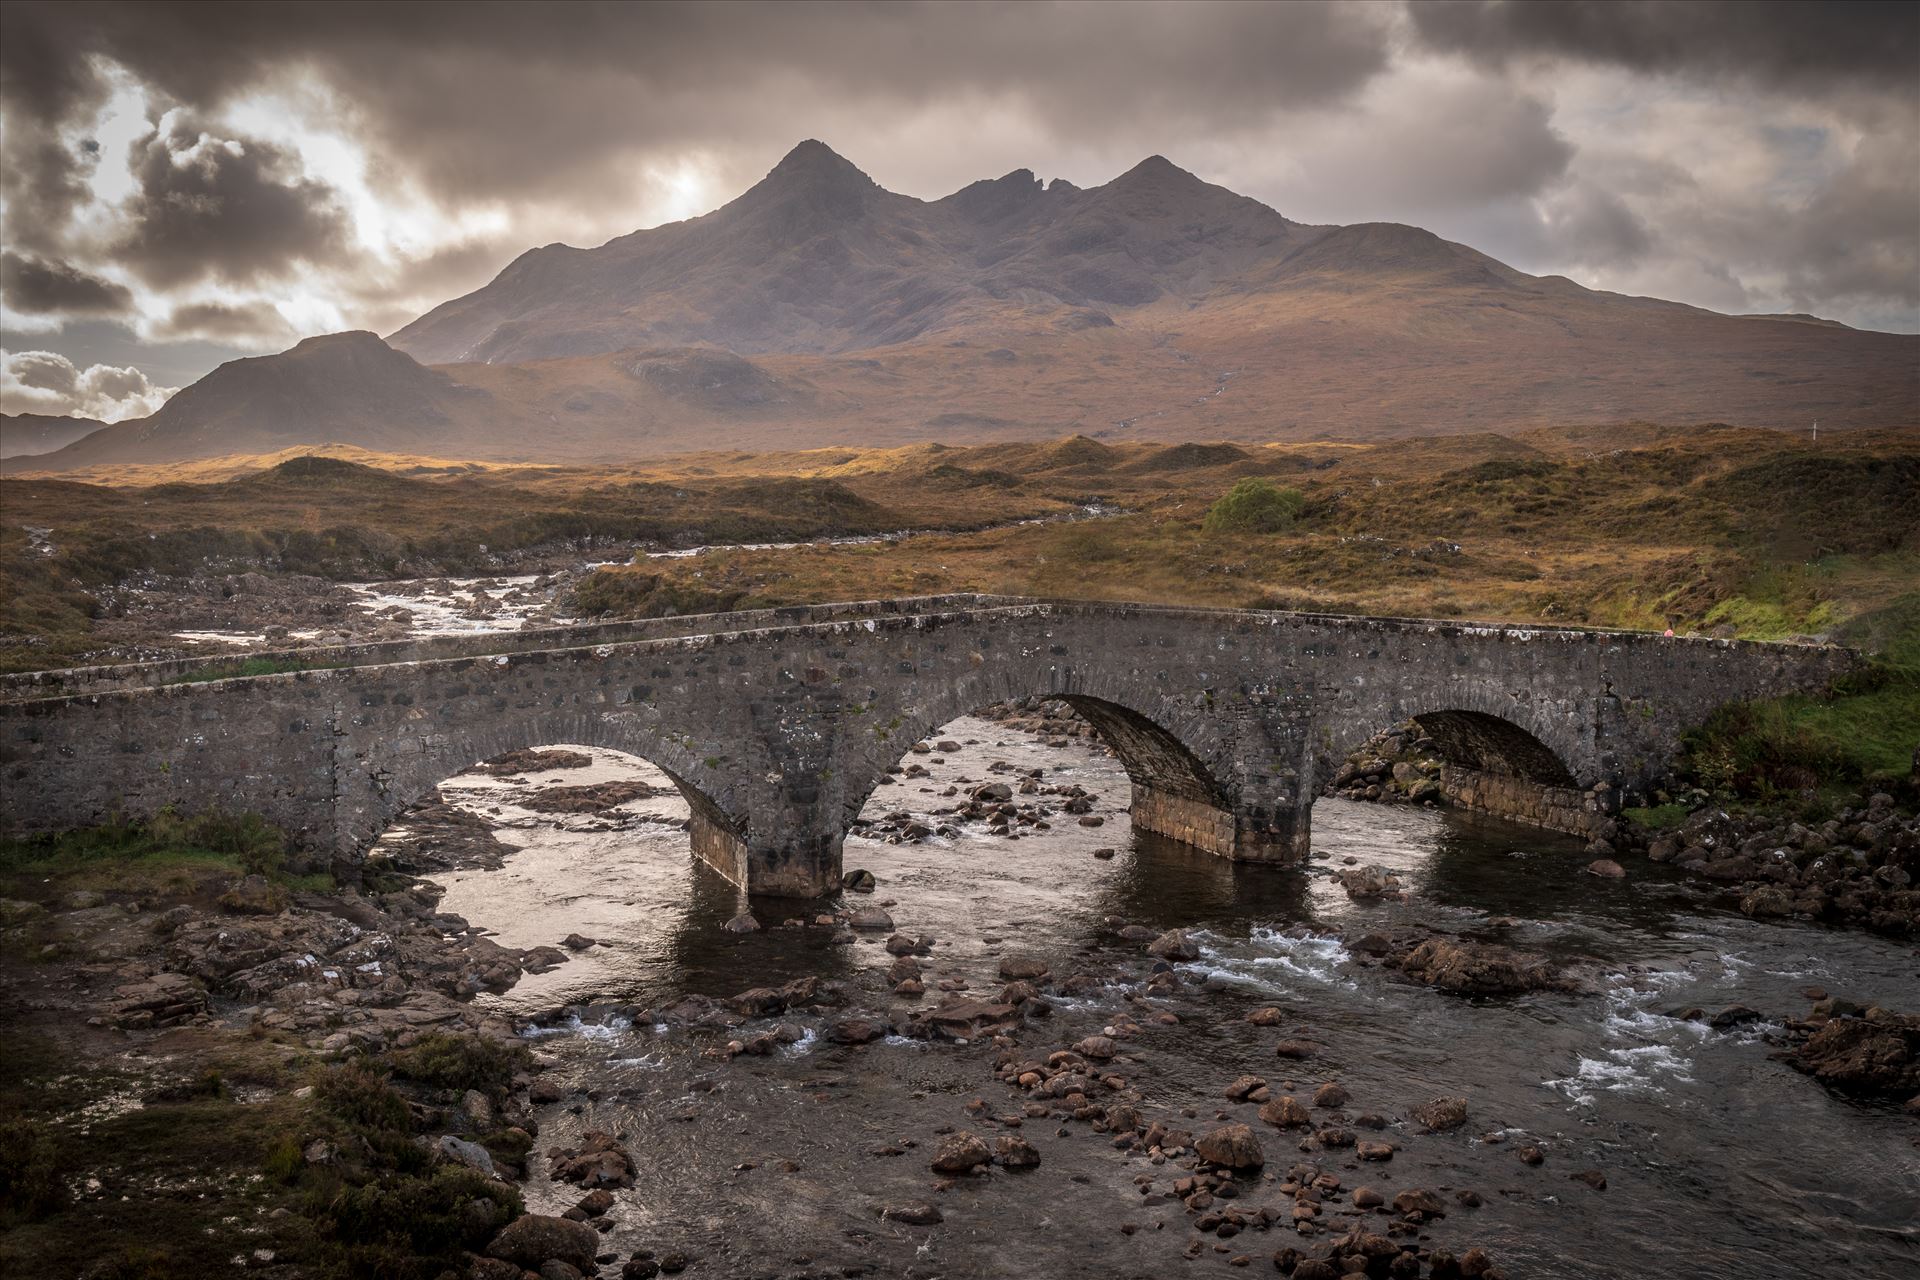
[0,594,1853,897]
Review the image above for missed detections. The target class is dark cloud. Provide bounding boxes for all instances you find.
[1409,0,1920,92]
[112,115,350,287]
[0,0,1913,393]
[157,300,296,345]
[3,2,1394,202]
[1,253,134,314]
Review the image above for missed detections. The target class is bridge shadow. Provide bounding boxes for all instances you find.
[1089,829,1314,931]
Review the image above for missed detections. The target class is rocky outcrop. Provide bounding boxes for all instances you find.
[1622,792,1918,935]
[1780,1004,1920,1100]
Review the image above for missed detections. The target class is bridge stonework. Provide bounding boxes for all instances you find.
[0,596,1853,898]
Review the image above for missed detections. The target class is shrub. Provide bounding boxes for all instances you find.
[326,1164,520,1274]
[390,1033,530,1097]
[1622,803,1688,831]
[1203,479,1305,534]
[314,1060,410,1132]
[1680,668,1919,802]
[0,809,291,880]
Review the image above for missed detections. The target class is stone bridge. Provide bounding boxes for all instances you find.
[0,594,1853,897]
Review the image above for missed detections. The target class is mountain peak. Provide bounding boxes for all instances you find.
[288,330,388,354]
[765,139,875,190]
[1112,154,1198,186]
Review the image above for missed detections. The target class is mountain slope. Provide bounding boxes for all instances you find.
[20,333,486,468]
[0,414,108,459]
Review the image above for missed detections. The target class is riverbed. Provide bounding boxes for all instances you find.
[410,716,1917,1279]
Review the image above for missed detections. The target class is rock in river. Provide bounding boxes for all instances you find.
[488,1214,601,1272]
[930,1131,992,1174]
[1146,928,1200,960]
[547,1131,636,1188]
[1409,1095,1469,1132]
[994,1135,1042,1168]
[1194,1123,1264,1170]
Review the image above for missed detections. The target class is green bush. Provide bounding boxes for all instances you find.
[390,1033,530,1098]
[1681,669,1919,801]
[325,1164,520,1276]
[314,1060,410,1132]
[1203,479,1305,534]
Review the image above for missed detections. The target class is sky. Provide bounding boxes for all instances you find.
[2,0,1916,421]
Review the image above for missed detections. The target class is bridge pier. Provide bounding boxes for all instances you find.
[688,812,751,889]
[1130,783,1311,863]
[1437,765,1617,839]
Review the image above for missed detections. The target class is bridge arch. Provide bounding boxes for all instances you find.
[339,708,754,884]
[835,675,1239,861]
[1316,700,1605,838]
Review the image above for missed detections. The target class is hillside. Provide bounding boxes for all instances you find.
[0,415,107,459]
[24,334,484,468]
[9,142,1914,472]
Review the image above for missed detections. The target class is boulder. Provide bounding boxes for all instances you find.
[437,1135,498,1179]
[106,972,207,1029]
[997,954,1050,980]
[1408,1096,1469,1132]
[878,1200,943,1225]
[1146,929,1200,961]
[546,1131,636,1188]
[929,1131,992,1174]
[1193,1123,1264,1170]
[1258,1096,1310,1129]
[487,1215,600,1272]
[1074,1035,1118,1061]
[1336,865,1398,899]
[1783,1013,1920,1097]
[1223,1075,1267,1101]
[827,1017,888,1045]
[1391,1188,1446,1217]
[1389,937,1568,996]
[994,1135,1042,1168]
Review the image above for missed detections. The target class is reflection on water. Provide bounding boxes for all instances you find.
[416,713,1918,1280]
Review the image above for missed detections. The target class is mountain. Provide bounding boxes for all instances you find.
[21,333,486,468]
[0,414,107,459]
[390,143,1312,363]
[10,142,1914,472]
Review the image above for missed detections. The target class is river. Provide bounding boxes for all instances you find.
[399,715,1917,1279]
